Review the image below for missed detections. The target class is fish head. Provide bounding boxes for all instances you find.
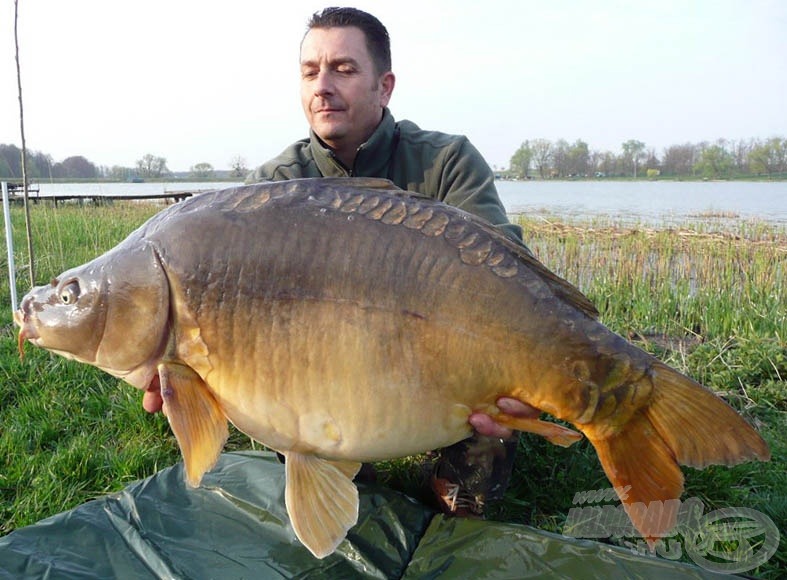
[14,243,170,384]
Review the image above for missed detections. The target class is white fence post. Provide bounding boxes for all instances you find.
[2,182,19,312]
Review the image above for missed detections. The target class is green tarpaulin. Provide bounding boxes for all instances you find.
[0,452,731,579]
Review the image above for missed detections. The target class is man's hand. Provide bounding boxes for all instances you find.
[469,397,539,439]
[143,374,164,414]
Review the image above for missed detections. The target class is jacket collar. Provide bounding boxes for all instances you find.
[310,108,396,177]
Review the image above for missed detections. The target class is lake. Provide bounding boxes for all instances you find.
[496,180,787,227]
[23,181,244,199]
[16,179,787,227]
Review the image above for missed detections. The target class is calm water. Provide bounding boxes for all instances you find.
[497,180,787,227]
[19,179,787,227]
[27,181,244,198]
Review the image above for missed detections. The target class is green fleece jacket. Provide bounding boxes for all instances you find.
[247,108,526,246]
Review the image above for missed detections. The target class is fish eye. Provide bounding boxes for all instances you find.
[59,281,81,305]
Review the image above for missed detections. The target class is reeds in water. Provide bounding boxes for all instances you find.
[518,216,785,343]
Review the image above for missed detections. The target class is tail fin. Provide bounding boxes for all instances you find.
[583,361,770,540]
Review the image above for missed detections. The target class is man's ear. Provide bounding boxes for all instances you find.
[380,71,396,106]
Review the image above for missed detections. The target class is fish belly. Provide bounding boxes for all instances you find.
[203,299,519,461]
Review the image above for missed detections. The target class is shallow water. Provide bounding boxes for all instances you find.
[497,180,787,227]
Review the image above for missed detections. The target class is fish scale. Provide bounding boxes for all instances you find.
[14,177,769,559]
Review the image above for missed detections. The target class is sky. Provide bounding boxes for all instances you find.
[2,0,786,172]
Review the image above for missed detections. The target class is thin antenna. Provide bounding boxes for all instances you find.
[14,0,36,287]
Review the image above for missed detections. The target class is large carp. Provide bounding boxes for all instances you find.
[15,178,769,558]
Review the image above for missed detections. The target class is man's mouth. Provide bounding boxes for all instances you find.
[314,104,345,114]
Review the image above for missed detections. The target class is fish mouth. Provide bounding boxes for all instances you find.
[12,307,24,328]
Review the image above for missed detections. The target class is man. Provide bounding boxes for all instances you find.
[248,7,522,244]
[246,7,538,516]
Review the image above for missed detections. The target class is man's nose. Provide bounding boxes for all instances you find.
[313,70,335,96]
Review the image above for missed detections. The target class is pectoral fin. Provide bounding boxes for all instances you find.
[159,362,228,487]
[495,413,583,447]
[283,452,361,558]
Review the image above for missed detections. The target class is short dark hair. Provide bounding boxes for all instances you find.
[307,7,391,76]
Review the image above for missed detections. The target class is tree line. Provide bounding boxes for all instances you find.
[4,137,786,183]
[0,145,249,181]
[508,136,787,180]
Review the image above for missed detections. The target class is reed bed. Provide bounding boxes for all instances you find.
[517,215,786,342]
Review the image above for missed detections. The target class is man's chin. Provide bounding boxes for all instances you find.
[312,125,346,148]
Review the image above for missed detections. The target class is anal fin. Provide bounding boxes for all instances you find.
[159,362,228,487]
[284,452,361,558]
[495,413,583,447]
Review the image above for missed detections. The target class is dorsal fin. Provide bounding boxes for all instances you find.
[324,181,600,319]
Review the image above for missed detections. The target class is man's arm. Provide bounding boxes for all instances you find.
[245,141,321,184]
[437,138,529,251]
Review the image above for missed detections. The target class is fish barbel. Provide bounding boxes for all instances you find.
[14,177,769,558]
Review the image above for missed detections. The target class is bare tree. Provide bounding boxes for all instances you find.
[551,139,569,178]
[530,139,554,179]
[621,140,647,178]
[136,154,169,178]
[661,143,697,177]
[230,156,249,179]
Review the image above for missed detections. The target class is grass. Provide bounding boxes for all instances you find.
[1,201,785,576]
[503,216,786,576]
[1,202,174,533]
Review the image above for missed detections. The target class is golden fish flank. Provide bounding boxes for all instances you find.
[14,177,770,559]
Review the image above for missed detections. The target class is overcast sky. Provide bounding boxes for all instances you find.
[2,0,786,172]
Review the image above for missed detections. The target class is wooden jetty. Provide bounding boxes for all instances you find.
[4,183,210,207]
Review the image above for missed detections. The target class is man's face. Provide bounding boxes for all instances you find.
[300,26,394,160]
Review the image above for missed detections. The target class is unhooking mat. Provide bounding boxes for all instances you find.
[0,452,732,579]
